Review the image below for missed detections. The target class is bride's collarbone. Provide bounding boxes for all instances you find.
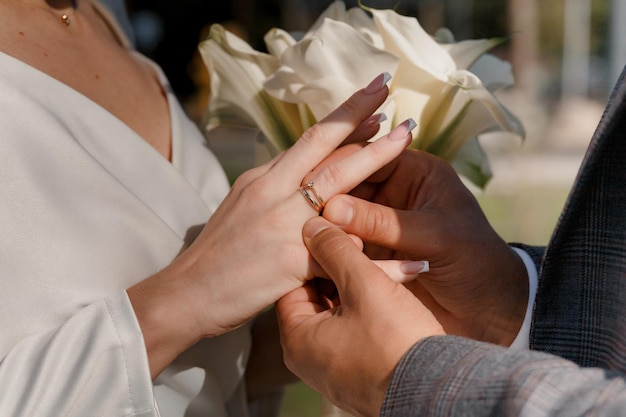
[0,2,173,159]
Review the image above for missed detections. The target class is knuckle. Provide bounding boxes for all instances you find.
[231,165,266,191]
[366,139,386,160]
[360,205,391,240]
[310,228,350,257]
[338,94,362,117]
[318,163,346,189]
[231,171,253,191]
[237,176,272,203]
[299,123,331,148]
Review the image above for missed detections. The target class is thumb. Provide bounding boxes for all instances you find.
[303,217,393,304]
[323,195,424,255]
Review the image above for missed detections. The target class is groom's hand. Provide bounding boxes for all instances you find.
[276,217,443,417]
[323,150,529,346]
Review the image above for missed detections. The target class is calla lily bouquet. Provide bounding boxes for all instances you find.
[199,1,524,188]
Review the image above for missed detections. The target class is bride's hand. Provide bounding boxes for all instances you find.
[128,73,416,377]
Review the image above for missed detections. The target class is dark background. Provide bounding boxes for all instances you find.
[124,0,513,113]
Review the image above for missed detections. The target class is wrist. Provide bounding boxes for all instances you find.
[482,247,530,346]
[127,266,203,379]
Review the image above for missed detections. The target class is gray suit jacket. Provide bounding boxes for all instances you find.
[380,67,626,416]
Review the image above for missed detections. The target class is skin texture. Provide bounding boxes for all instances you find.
[0,0,416,385]
[322,150,529,346]
[127,79,418,378]
[0,0,173,159]
[276,217,444,417]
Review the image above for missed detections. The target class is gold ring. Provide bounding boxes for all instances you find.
[299,181,325,213]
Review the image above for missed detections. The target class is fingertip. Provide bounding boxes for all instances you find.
[388,118,417,142]
[363,112,387,128]
[400,260,429,275]
[364,72,392,95]
[323,195,355,227]
[347,233,364,251]
[303,216,333,239]
[374,260,424,284]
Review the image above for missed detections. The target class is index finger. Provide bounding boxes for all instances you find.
[273,73,391,180]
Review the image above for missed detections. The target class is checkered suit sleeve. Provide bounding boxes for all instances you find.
[381,336,626,416]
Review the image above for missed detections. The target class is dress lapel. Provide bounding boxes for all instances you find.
[1,50,225,241]
[531,66,626,371]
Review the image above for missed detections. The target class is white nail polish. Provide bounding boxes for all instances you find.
[400,260,429,275]
[389,118,417,141]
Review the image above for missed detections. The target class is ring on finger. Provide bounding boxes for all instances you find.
[299,181,325,213]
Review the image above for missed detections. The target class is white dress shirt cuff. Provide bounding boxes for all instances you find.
[508,247,538,350]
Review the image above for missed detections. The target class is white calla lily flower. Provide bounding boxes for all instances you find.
[264,18,399,121]
[264,28,297,58]
[469,53,515,91]
[307,1,384,48]
[199,24,303,152]
[199,1,525,188]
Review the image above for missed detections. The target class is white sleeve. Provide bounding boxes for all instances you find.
[508,247,539,350]
[0,291,158,417]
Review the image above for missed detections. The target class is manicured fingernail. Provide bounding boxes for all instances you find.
[364,72,392,94]
[400,260,429,275]
[388,118,417,141]
[363,113,387,127]
[324,197,354,227]
[303,217,331,239]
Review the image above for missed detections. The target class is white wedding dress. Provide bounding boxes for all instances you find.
[0,8,258,414]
